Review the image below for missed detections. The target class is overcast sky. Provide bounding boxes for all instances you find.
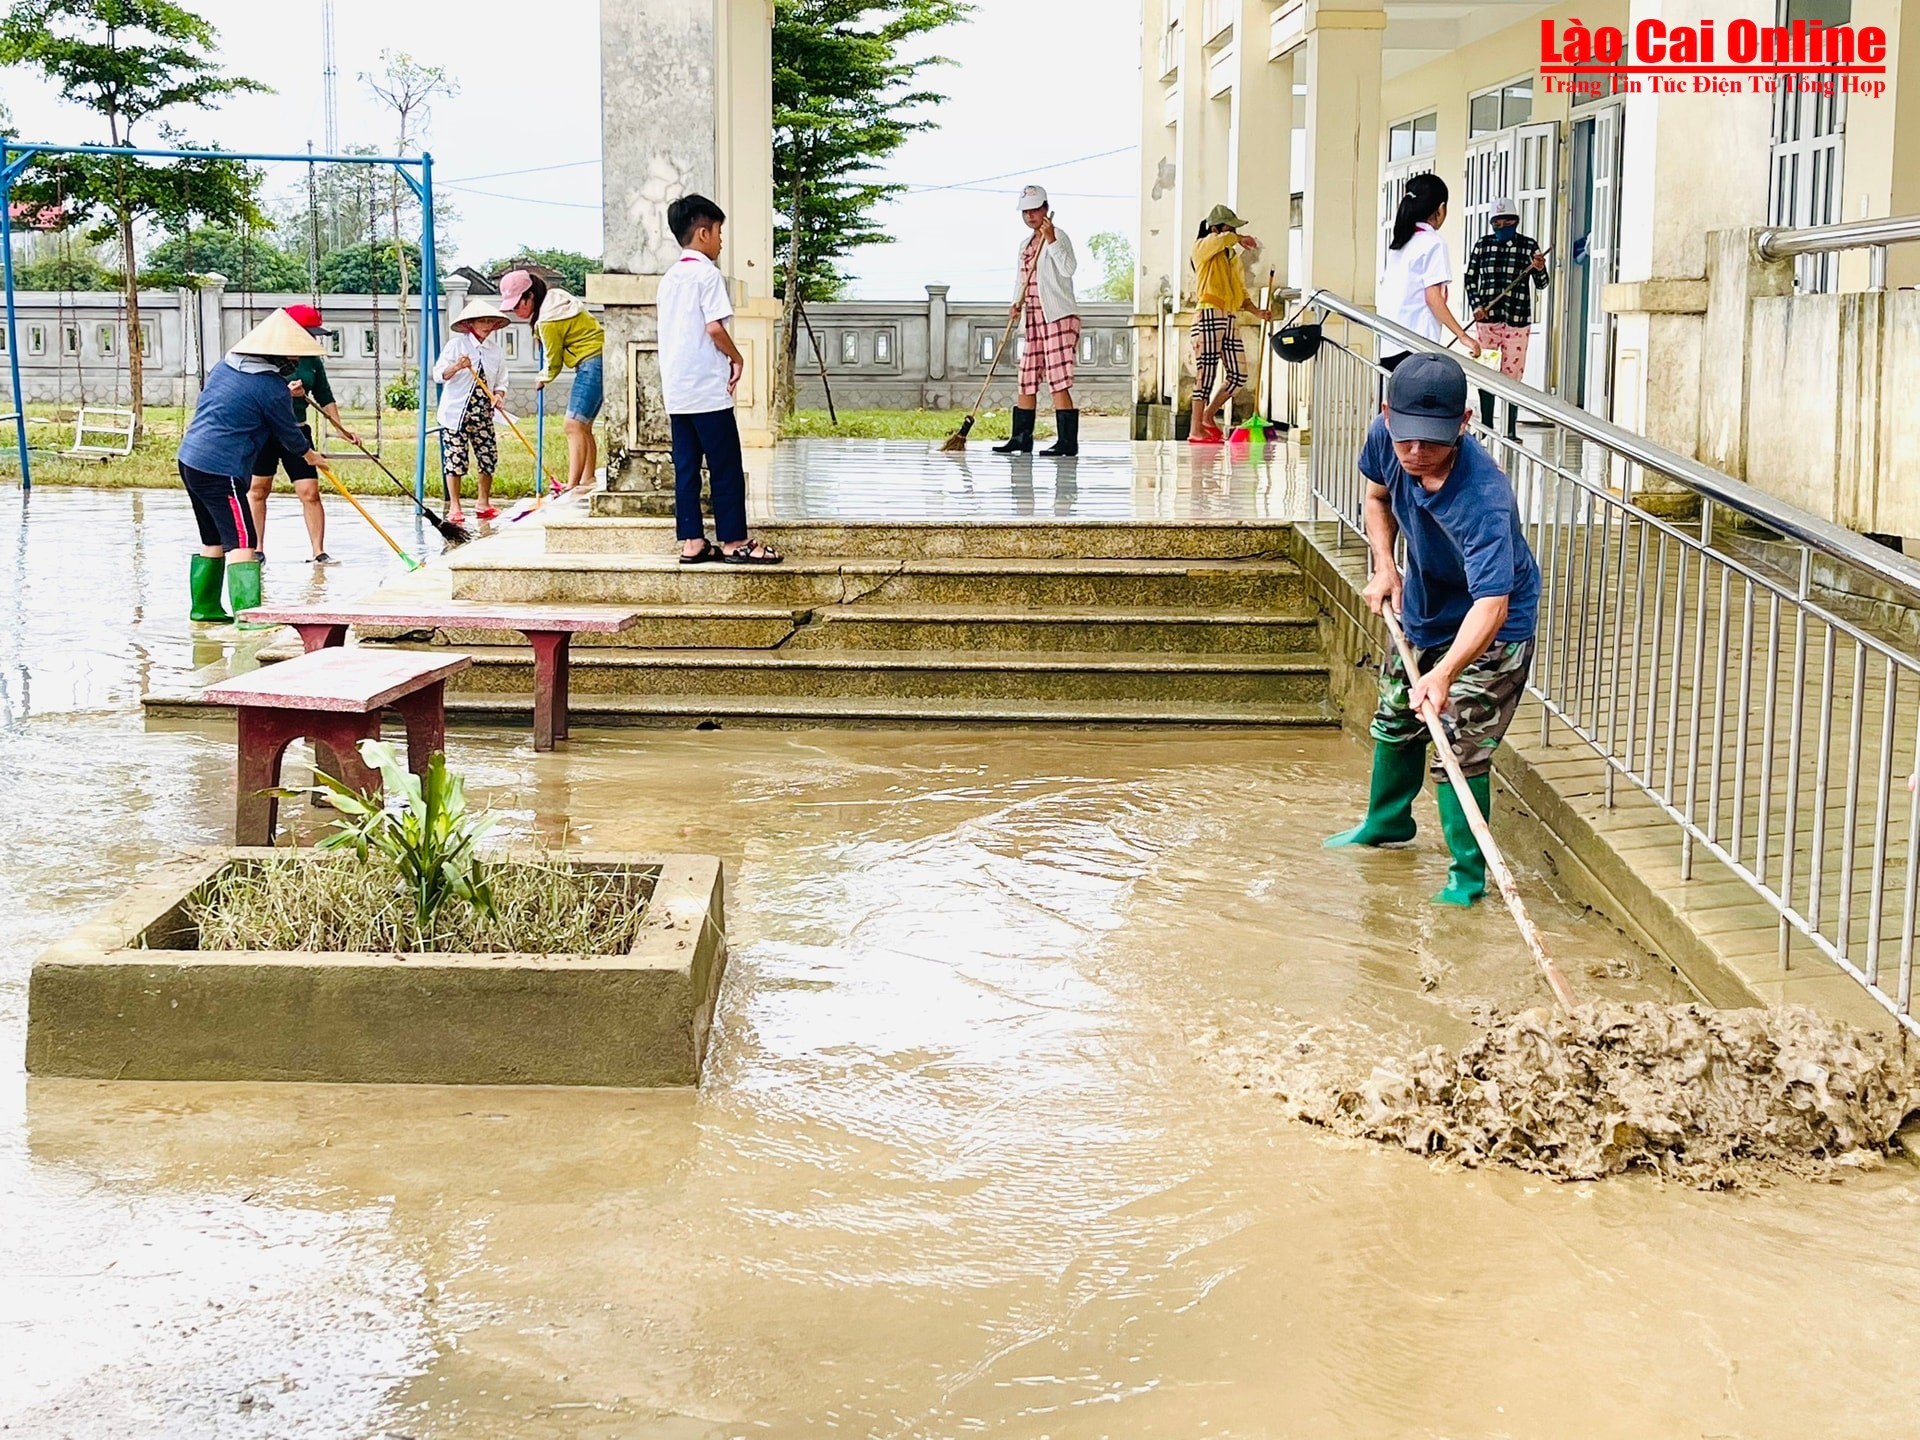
[2,0,1141,300]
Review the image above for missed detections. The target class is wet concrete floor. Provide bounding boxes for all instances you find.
[6,489,1920,1437]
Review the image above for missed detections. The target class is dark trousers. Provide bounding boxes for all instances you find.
[670,410,747,544]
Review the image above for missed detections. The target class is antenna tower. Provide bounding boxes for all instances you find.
[321,0,340,153]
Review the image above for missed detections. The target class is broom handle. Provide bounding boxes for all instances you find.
[315,460,421,572]
[963,235,1049,420]
[461,360,559,491]
[1382,604,1576,1011]
[1448,246,1551,355]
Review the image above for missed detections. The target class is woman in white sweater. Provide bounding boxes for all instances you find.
[435,298,511,522]
[993,184,1083,457]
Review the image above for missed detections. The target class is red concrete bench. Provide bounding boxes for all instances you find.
[202,647,473,846]
[239,602,644,751]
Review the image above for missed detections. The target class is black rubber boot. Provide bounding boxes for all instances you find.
[1039,408,1079,457]
[992,407,1036,454]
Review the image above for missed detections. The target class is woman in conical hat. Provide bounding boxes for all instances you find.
[434,297,513,522]
[176,309,327,624]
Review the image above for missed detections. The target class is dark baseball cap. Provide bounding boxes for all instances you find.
[1384,353,1470,444]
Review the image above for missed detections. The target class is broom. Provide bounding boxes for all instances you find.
[308,400,472,547]
[940,232,1048,453]
[1229,269,1279,444]
[313,460,423,573]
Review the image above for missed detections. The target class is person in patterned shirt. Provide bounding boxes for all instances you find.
[1463,199,1548,439]
[994,185,1082,457]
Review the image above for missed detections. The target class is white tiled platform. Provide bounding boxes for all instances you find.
[726,438,1315,523]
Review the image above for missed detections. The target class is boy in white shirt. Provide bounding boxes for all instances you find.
[657,194,783,565]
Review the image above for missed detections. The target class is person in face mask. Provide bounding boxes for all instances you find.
[176,309,327,624]
[1463,200,1548,440]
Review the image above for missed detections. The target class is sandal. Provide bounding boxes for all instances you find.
[476,506,499,521]
[720,539,784,566]
[679,540,722,565]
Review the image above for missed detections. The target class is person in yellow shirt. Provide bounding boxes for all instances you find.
[1188,204,1272,444]
[498,269,606,492]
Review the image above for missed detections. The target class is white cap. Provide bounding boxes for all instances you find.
[1490,197,1519,220]
[1017,184,1049,212]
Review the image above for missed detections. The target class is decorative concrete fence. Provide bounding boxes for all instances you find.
[1,273,576,415]
[782,286,1135,411]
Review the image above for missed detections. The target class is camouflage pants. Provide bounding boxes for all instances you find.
[1370,637,1536,779]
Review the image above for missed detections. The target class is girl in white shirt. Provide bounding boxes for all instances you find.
[1379,174,1480,371]
[435,299,511,522]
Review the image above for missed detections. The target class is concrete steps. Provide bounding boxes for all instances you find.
[550,515,1297,561]
[448,554,1308,610]
[450,647,1332,706]
[347,516,1346,729]
[786,605,1322,654]
[444,691,1336,729]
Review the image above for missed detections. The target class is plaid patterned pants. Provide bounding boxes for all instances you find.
[1191,309,1247,399]
[1020,312,1081,394]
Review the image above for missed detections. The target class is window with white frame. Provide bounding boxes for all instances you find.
[361,327,378,356]
[502,329,519,359]
[839,330,859,365]
[139,320,157,354]
[1769,0,1850,292]
[27,325,46,356]
[62,325,80,356]
[874,330,892,364]
[323,328,342,356]
[97,324,116,355]
[1079,332,1097,364]
[1387,112,1437,164]
[978,330,996,364]
[0,325,7,353]
[1468,79,1534,139]
[1112,331,1131,365]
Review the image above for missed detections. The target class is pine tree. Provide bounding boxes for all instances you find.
[0,0,265,437]
[772,0,967,415]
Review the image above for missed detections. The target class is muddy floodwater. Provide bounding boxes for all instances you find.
[6,490,1920,1437]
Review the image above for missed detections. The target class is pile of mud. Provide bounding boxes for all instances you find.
[1224,1003,1917,1188]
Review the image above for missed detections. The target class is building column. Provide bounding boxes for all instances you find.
[592,0,776,504]
[1228,3,1292,413]
[1294,0,1384,308]
[194,272,228,402]
[1606,0,1773,467]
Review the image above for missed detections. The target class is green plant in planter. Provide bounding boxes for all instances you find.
[301,740,495,931]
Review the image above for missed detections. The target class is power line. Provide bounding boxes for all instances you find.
[440,159,602,184]
[900,145,1138,195]
[439,183,602,210]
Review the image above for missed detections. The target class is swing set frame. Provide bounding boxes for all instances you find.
[0,139,441,497]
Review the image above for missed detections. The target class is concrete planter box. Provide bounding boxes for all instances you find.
[26,849,727,1087]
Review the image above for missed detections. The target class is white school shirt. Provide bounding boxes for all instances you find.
[657,248,736,415]
[1379,223,1452,357]
[432,331,508,432]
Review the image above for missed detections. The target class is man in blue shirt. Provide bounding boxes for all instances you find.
[1324,353,1541,906]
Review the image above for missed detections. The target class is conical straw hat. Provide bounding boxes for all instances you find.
[451,297,510,333]
[230,308,326,358]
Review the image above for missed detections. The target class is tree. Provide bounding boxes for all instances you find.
[772,0,968,415]
[144,223,307,291]
[479,247,602,294]
[1087,231,1135,304]
[318,238,423,294]
[13,250,121,290]
[361,50,457,331]
[0,0,266,437]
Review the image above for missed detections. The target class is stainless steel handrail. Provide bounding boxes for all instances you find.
[1757,212,1920,258]
[1301,291,1920,1036]
[1306,289,1920,602]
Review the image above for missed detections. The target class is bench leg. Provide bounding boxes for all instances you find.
[393,682,447,778]
[294,623,349,653]
[525,631,572,750]
[235,708,296,846]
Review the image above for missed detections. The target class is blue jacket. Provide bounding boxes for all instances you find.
[177,359,311,477]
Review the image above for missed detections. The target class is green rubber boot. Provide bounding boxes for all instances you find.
[1434,772,1493,907]
[226,558,265,627]
[1324,741,1427,848]
[189,555,231,623]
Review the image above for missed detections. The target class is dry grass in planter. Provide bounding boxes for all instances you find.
[188,854,651,955]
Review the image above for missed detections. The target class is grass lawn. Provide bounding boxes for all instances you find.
[2,403,571,501]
